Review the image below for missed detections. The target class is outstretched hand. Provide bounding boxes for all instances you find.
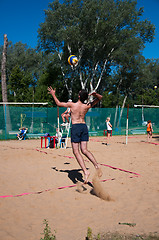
[89,91,97,96]
[48,86,56,95]
[88,91,103,103]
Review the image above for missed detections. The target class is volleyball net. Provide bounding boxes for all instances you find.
[0,104,159,140]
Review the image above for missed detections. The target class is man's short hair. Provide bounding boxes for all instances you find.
[79,89,88,103]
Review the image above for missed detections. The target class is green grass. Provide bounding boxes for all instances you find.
[40,219,56,240]
[98,232,159,240]
[86,228,159,240]
[40,222,159,240]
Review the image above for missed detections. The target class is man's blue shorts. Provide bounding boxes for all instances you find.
[71,123,89,143]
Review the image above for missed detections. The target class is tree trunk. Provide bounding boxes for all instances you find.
[1,34,8,103]
[114,104,118,129]
[1,34,12,134]
[117,95,127,128]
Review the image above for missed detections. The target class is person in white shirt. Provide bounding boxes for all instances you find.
[55,128,62,144]
[105,117,112,144]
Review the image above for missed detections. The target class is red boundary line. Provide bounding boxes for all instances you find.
[141,141,159,146]
[0,153,141,199]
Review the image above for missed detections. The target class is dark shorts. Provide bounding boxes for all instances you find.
[107,130,112,134]
[147,131,152,135]
[71,123,89,143]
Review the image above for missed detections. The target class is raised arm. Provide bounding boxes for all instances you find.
[89,92,103,108]
[48,86,69,108]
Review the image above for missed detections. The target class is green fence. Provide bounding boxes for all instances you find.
[0,105,159,140]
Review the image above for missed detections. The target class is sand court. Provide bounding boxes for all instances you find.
[0,135,159,239]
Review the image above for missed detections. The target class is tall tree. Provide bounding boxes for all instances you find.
[38,0,155,98]
[0,41,44,102]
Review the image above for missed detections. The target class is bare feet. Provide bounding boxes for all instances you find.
[84,171,90,184]
[96,165,103,178]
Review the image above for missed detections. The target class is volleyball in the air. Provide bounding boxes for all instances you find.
[68,55,78,66]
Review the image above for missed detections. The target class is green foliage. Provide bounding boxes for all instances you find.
[85,228,159,240]
[99,232,159,240]
[38,0,155,95]
[6,42,42,76]
[8,65,34,102]
[135,89,159,106]
[102,91,116,108]
[0,41,44,102]
[86,227,93,240]
[34,61,68,104]
[86,227,101,240]
[40,219,56,240]
[0,72,2,101]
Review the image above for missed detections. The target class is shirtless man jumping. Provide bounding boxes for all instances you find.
[48,86,102,183]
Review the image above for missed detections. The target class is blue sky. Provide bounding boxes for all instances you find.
[0,0,158,59]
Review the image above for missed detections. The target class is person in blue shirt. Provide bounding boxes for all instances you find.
[16,127,28,140]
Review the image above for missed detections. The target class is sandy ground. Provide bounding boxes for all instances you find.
[0,135,159,240]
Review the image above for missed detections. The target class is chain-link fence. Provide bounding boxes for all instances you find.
[0,105,159,140]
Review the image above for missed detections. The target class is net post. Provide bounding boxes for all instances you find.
[126,104,129,145]
[57,107,60,147]
[5,104,7,140]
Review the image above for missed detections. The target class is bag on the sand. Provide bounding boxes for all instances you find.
[49,139,54,148]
